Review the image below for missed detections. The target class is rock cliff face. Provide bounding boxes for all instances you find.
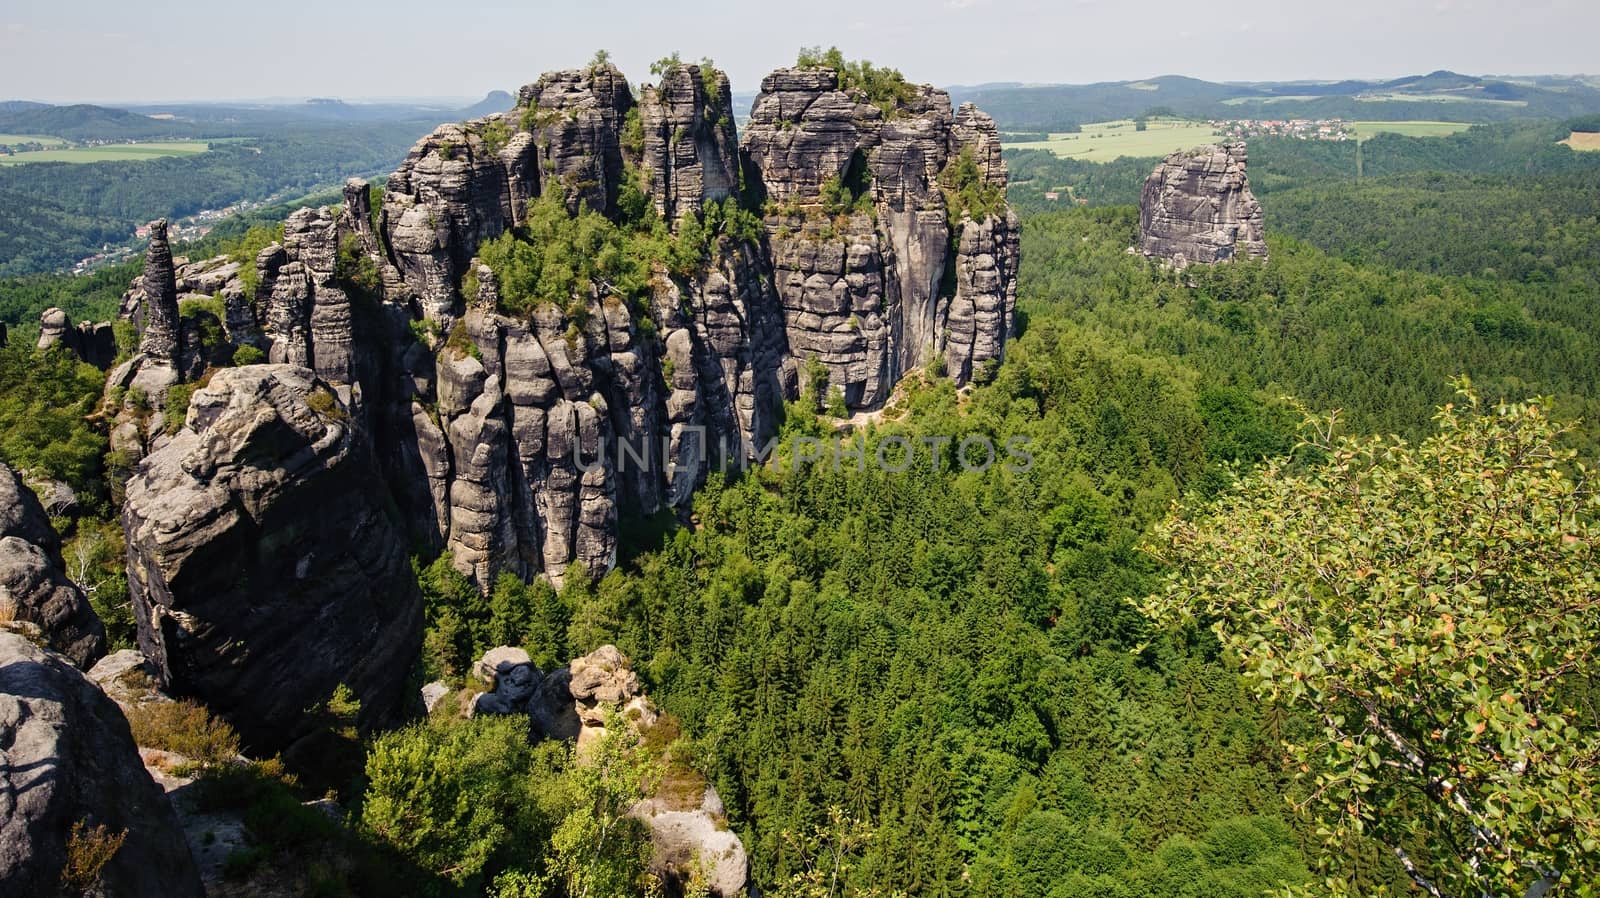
[348,62,1017,591]
[0,462,105,668]
[741,69,1020,401]
[1137,143,1268,267]
[0,633,203,898]
[121,366,422,753]
[110,59,1015,615]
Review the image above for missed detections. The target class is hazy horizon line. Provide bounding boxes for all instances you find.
[8,68,1596,110]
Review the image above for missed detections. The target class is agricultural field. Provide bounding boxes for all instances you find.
[0,134,70,147]
[1354,92,1528,106]
[1346,120,1470,139]
[1561,131,1600,151]
[0,140,213,165]
[1005,119,1222,161]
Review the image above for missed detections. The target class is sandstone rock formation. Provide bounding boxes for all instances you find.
[640,65,739,223]
[88,648,164,706]
[1137,143,1268,267]
[35,307,116,369]
[741,69,1020,402]
[566,643,657,748]
[121,366,422,753]
[106,59,1017,604]
[0,632,203,898]
[138,219,183,365]
[636,787,748,898]
[105,223,194,468]
[350,62,1018,591]
[0,462,105,668]
[467,646,542,716]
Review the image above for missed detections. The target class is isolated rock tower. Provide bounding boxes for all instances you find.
[1138,142,1268,267]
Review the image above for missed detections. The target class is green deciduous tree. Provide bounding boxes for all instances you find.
[1145,386,1600,898]
[361,716,565,889]
[542,718,661,898]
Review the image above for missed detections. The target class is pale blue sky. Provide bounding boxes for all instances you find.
[1,0,1594,103]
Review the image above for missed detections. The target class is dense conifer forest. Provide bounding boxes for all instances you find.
[2,97,1598,897]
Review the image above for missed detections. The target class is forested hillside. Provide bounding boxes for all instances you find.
[485,198,1600,894]
[1020,209,1600,447]
[958,72,1600,130]
[0,125,423,275]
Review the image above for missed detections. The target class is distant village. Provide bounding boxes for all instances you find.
[1213,118,1355,141]
[72,194,287,274]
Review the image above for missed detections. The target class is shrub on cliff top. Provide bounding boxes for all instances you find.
[796,46,916,117]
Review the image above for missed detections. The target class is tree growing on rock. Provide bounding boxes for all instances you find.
[1144,385,1600,898]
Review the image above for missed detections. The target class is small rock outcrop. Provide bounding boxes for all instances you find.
[636,787,748,898]
[566,644,657,748]
[0,462,105,668]
[0,632,203,898]
[468,644,745,896]
[88,648,164,706]
[35,308,116,369]
[1137,143,1268,267]
[467,646,541,716]
[121,366,422,753]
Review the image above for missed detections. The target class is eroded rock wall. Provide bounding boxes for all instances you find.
[740,68,1019,408]
[112,60,1017,605]
[0,463,105,668]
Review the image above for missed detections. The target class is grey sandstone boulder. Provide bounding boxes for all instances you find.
[0,463,105,668]
[467,646,542,717]
[122,365,422,753]
[0,632,203,898]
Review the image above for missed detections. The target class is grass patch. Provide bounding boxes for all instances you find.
[305,388,349,422]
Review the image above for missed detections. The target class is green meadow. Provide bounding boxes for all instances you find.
[0,140,213,165]
[1005,119,1223,161]
[1346,120,1470,139]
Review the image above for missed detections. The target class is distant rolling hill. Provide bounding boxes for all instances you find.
[0,100,52,115]
[956,71,1600,130]
[0,104,197,140]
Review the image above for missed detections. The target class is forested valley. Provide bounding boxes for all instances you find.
[2,96,1598,897]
